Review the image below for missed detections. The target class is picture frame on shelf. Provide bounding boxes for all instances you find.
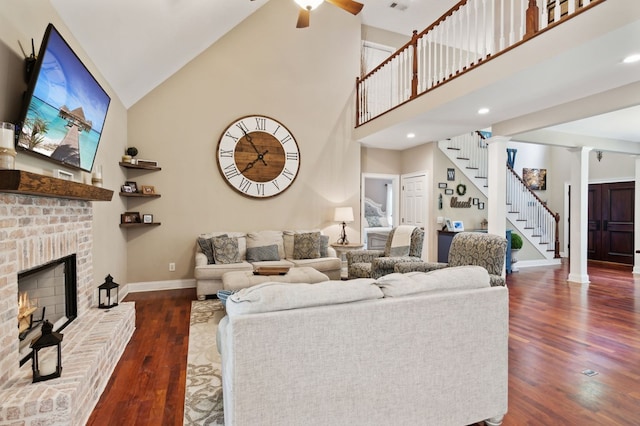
[438,182,447,189]
[121,211,141,224]
[142,214,153,224]
[124,181,138,193]
[55,169,74,181]
[452,220,464,232]
[121,185,133,193]
[136,159,158,167]
[445,218,454,232]
[141,185,155,194]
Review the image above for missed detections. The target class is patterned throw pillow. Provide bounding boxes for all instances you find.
[293,232,321,260]
[319,235,329,257]
[212,236,240,264]
[246,244,280,262]
[366,215,382,227]
[197,237,215,264]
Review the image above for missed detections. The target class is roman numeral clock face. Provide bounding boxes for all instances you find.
[216,115,301,198]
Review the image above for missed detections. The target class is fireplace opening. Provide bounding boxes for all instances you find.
[17,254,78,366]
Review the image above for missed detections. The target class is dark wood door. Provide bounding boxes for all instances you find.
[587,181,634,264]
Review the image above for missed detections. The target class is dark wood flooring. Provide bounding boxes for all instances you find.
[88,262,640,425]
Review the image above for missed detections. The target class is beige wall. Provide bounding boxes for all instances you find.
[0,2,129,291]
[126,0,361,282]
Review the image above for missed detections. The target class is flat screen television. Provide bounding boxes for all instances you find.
[16,23,110,173]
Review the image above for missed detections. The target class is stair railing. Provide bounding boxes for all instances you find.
[442,132,561,258]
[506,165,561,257]
[356,0,602,126]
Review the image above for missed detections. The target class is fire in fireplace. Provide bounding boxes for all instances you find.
[17,254,77,365]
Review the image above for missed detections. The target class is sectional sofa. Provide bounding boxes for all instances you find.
[194,230,341,300]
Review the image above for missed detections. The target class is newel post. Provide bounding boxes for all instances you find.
[410,30,419,99]
[355,76,361,126]
[554,212,561,258]
[525,0,539,39]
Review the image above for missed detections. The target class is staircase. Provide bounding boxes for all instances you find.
[438,132,560,261]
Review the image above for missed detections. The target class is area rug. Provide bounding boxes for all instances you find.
[183,300,225,425]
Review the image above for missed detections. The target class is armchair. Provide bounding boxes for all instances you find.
[346,226,425,279]
[394,232,508,286]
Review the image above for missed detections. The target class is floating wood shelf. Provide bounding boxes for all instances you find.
[0,170,113,201]
[119,222,161,228]
[119,162,161,171]
[119,192,161,198]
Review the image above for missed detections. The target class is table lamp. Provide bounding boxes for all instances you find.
[334,207,354,245]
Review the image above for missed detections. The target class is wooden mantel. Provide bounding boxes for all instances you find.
[0,170,113,201]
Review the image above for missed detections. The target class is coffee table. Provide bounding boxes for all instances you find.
[222,266,329,291]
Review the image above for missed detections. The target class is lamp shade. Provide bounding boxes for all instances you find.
[295,0,324,10]
[334,207,354,223]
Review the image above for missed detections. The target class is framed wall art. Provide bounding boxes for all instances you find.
[523,168,547,190]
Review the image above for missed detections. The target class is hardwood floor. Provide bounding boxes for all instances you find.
[87,289,195,426]
[88,262,640,425]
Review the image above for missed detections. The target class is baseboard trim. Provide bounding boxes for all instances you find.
[513,258,562,269]
[128,278,196,293]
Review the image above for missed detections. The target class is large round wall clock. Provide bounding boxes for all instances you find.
[216,115,301,198]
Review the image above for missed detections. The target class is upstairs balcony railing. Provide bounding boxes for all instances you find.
[356,0,604,126]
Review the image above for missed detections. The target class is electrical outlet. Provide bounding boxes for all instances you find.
[169,262,175,272]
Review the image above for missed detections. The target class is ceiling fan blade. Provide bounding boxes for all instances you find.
[296,9,310,28]
[326,0,364,15]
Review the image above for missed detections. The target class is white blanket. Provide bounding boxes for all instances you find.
[388,225,416,256]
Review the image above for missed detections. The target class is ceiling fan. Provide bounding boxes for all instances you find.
[294,0,364,28]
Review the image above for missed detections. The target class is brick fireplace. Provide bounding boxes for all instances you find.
[0,181,135,425]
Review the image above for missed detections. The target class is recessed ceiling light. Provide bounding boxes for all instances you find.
[407,133,415,138]
[623,54,640,64]
[478,107,490,115]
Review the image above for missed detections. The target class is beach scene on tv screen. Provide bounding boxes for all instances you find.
[18,27,110,172]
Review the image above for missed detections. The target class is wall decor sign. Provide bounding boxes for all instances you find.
[447,168,455,181]
[450,197,472,208]
[523,168,547,190]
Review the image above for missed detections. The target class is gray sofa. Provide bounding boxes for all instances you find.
[218,266,509,425]
[194,230,341,300]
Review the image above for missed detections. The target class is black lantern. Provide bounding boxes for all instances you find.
[30,319,63,383]
[98,274,119,309]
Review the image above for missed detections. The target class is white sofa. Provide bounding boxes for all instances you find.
[194,230,341,300]
[218,266,509,425]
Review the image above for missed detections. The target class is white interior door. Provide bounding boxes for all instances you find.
[401,172,427,228]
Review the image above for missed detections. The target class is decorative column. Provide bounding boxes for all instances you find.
[567,147,591,285]
[633,156,640,274]
[487,136,509,278]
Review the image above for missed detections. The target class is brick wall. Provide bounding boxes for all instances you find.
[0,193,135,425]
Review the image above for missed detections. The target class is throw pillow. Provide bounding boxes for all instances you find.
[216,289,237,306]
[246,244,280,262]
[319,235,329,257]
[293,232,321,260]
[197,237,215,264]
[366,215,382,227]
[212,236,240,264]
